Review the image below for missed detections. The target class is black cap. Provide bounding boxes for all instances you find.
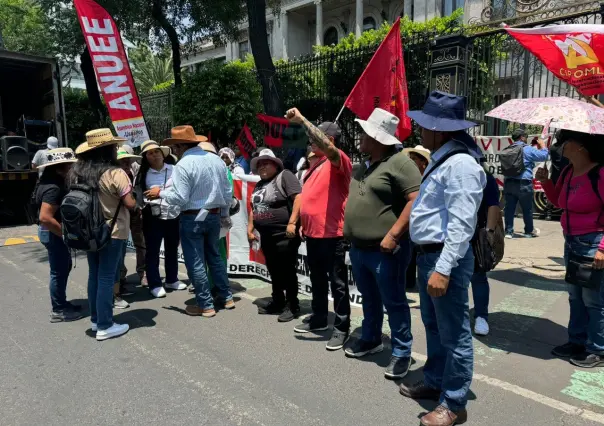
[512,128,528,140]
[318,122,341,138]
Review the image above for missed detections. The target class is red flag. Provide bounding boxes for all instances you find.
[235,124,256,160]
[73,0,150,146]
[506,24,604,96]
[257,114,289,147]
[344,18,411,141]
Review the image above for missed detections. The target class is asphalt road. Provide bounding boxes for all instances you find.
[0,232,603,425]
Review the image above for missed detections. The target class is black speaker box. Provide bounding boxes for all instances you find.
[0,136,30,171]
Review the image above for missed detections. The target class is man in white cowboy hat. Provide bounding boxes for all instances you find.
[285,108,353,352]
[403,145,431,175]
[400,91,486,426]
[32,136,60,177]
[342,108,421,380]
[35,147,82,323]
[145,125,234,318]
[116,145,146,293]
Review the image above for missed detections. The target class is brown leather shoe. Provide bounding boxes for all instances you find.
[185,305,216,318]
[399,380,440,401]
[421,405,467,426]
[224,299,235,310]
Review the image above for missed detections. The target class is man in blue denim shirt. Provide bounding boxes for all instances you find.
[401,91,486,426]
[503,129,549,238]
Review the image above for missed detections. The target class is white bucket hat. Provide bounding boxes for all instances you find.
[355,108,401,146]
[250,149,284,174]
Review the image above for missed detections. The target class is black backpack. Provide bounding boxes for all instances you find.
[500,143,526,177]
[60,184,122,252]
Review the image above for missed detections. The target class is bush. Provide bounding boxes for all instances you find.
[63,88,111,150]
[172,58,263,147]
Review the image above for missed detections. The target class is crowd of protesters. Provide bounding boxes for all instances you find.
[33,90,604,426]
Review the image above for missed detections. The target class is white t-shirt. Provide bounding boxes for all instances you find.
[32,149,49,177]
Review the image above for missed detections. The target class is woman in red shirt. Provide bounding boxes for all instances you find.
[537,130,604,369]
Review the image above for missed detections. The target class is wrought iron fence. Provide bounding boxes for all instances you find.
[275,32,437,160]
[140,89,173,142]
[465,4,604,136]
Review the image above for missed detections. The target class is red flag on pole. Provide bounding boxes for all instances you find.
[505,24,604,96]
[73,0,150,147]
[235,124,256,160]
[343,18,411,141]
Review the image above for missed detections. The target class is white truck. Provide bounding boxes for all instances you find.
[0,49,67,225]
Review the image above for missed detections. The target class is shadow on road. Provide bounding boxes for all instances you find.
[488,268,567,291]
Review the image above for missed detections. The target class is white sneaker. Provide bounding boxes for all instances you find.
[96,323,129,341]
[165,280,187,291]
[91,322,97,332]
[150,287,167,298]
[474,317,490,336]
[505,234,513,239]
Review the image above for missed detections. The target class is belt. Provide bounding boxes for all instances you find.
[417,243,444,254]
[182,208,220,216]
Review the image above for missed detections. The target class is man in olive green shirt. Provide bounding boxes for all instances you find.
[343,108,421,381]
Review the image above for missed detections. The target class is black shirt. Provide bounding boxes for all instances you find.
[35,175,67,222]
[252,170,301,235]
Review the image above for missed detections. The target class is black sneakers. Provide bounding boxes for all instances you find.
[384,356,411,379]
[294,320,329,333]
[326,330,350,351]
[278,306,300,323]
[257,300,285,315]
[570,352,604,368]
[551,342,586,358]
[344,339,384,358]
[50,310,83,323]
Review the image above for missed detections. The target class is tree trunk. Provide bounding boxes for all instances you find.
[246,0,282,116]
[80,47,106,125]
[152,0,182,87]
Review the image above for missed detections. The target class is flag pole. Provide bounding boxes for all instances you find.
[334,104,346,123]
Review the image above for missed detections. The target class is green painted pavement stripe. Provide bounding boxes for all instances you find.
[562,370,604,409]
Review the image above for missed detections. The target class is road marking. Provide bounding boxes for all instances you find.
[562,370,604,410]
[0,236,40,247]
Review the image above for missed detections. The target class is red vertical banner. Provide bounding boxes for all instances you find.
[73,0,150,146]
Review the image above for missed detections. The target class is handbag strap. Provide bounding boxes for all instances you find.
[565,167,572,235]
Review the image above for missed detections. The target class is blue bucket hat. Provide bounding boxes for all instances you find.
[407,91,477,132]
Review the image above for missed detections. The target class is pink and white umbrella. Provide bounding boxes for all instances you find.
[485,97,604,135]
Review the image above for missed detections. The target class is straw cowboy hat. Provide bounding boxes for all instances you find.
[37,147,77,169]
[407,91,477,132]
[355,108,402,146]
[251,148,284,174]
[199,141,217,154]
[140,140,170,158]
[75,128,127,155]
[163,125,208,146]
[117,144,141,160]
[403,145,431,163]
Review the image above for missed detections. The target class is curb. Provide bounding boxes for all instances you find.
[0,236,40,247]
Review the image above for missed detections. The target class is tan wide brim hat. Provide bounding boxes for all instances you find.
[117,149,141,161]
[37,147,77,169]
[199,141,217,154]
[163,125,208,146]
[140,140,170,158]
[75,128,126,155]
[403,145,431,163]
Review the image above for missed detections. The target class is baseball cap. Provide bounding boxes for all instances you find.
[317,122,341,138]
[47,136,59,149]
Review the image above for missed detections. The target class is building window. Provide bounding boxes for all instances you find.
[442,0,465,16]
[363,17,377,32]
[324,27,339,46]
[239,41,249,61]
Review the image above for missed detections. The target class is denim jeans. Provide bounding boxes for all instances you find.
[350,239,413,358]
[564,232,604,355]
[417,247,474,412]
[504,179,534,235]
[87,239,126,330]
[471,271,490,320]
[180,214,232,310]
[143,211,180,289]
[40,229,72,312]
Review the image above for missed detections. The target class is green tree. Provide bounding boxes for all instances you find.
[0,0,53,55]
[130,44,174,94]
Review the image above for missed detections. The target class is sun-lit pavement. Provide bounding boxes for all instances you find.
[0,219,603,425]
